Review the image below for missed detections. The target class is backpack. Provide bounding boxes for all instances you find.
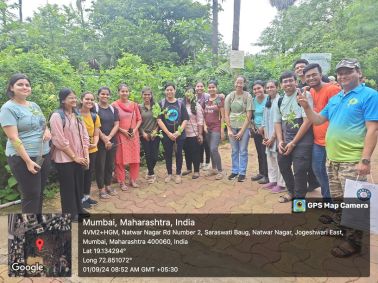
[160,98,184,119]
[161,98,183,109]
[51,108,96,128]
[278,96,284,114]
[204,95,223,108]
[277,95,305,130]
[229,91,248,113]
[277,93,303,114]
[94,103,114,115]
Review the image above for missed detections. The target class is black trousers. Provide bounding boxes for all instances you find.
[200,133,210,164]
[183,136,201,173]
[253,134,268,177]
[83,152,97,196]
[141,137,160,175]
[161,135,184,175]
[278,144,312,198]
[7,153,51,214]
[55,162,84,215]
[95,144,116,189]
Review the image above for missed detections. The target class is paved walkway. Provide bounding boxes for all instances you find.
[0,142,377,282]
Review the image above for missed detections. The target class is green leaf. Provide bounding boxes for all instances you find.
[5,165,11,173]
[7,176,17,188]
[4,193,20,201]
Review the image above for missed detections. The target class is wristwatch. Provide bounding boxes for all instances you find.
[361,159,370,165]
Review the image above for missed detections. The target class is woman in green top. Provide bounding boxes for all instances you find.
[0,74,51,213]
[224,76,253,182]
[139,87,160,184]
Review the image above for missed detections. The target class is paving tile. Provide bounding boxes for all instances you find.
[1,143,377,282]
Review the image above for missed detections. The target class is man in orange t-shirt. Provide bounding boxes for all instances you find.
[303,63,341,200]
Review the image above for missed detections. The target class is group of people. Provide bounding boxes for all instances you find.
[0,77,227,217]
[1,57,377,255]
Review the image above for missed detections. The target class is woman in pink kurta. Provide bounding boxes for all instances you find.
[112,84,142,190]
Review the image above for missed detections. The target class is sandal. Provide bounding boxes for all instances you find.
[278,193,293,203]
[331,241,361,258]
[119,183,128,191]
[147,175,156,184]
[182,170,192,176]
[192,173,200,179]
[105,186,118,196]
[130,181,139,188]
[99,191,110,199]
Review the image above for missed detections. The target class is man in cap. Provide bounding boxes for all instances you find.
[297,58,378,257]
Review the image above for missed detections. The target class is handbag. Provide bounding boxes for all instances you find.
[341,176,377,234]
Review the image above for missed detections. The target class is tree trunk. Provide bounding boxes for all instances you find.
[232,0,240,50]
[76,0,85,27]
[18,0,22,22]
[269,0,296,11]
[211,0,218,66]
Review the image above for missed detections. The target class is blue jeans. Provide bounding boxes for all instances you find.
[206,131,222,171]
[312,144,331,201]
[229,128,250,175]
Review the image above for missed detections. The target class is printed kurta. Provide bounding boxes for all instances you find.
[112,100,141,165]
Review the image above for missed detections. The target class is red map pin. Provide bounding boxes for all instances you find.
[36,238,44,251]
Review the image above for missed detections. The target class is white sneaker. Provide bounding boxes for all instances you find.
[215,172,224,180]
[202,163,211,171]
[147,175,156,184]
[165,175,172,183]
[205,169,217,177]
[175,175,182,184]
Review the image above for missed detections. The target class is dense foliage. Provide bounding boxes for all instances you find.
[258,0,378,83]
[0,0,377,201]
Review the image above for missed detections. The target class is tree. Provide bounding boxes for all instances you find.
[232,0,240,50]
[257,0,378,83]
[269,0,296,11]
[211,0,218,65]
[258,0,354,54]
[18,0,22,22]
[0,0,17,27]
[90,0,211,64]
[75,0,85,27]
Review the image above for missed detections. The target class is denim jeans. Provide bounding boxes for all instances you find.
[206,131,222,171]
[312,144,331,201]
[200,133,210,164]
[229,128,250,175]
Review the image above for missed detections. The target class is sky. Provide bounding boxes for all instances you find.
[19,0,277,54]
